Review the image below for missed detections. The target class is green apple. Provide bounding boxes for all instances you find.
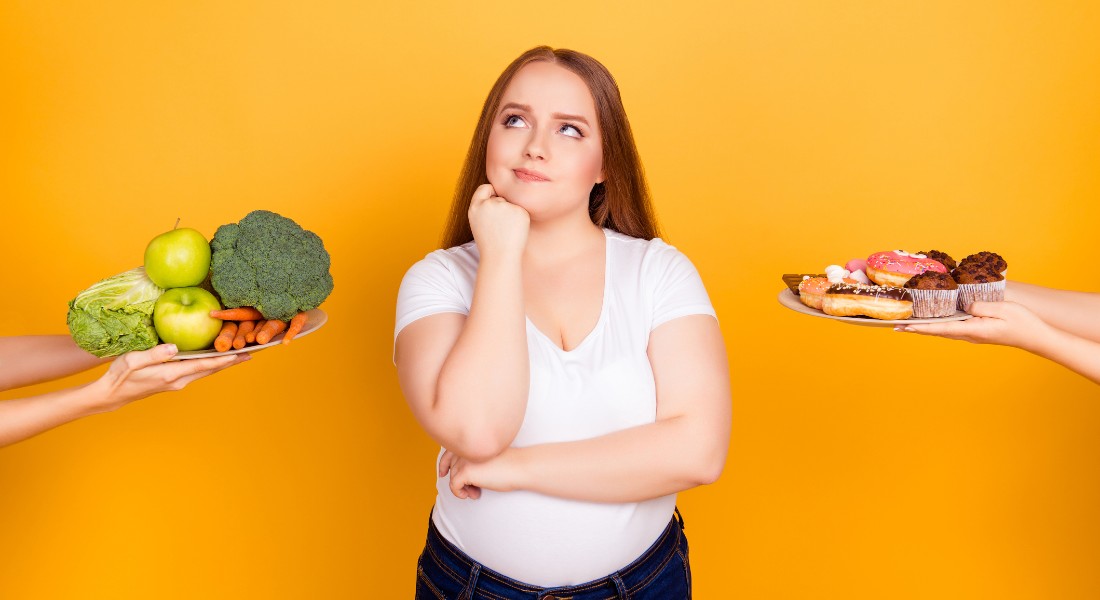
[144,227,211,289]
[153,287,223,351]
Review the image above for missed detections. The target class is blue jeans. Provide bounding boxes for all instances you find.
[414,509,691,599]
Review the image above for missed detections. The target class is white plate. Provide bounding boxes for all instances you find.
[170,308,328,360]
[778,289,972,327]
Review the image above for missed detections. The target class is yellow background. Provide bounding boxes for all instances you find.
[2,1,1098,598]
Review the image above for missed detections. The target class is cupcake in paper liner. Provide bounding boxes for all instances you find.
[903,272,959,317]
[952,265,1006,312]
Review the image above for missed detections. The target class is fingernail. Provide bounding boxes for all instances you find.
[894,326,909,332]
[165,344,178,354]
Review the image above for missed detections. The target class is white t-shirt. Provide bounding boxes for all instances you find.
[394,228,717,586]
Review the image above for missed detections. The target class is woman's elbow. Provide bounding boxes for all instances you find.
[691,445,728,486]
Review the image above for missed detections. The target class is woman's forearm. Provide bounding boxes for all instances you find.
[1029,327,1100,385]
[0,336,109,392]
[500,416,726,503]
[0,381,108,447]
[1008,282,1100,343]
[434,252,530,460]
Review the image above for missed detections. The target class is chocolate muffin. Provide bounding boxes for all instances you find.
[904,271,958,290]
[917,250,956,271]
[904,271,958,317]
[958,251,1007,274]
[952,267,1004,285]
[953,263,1006,312]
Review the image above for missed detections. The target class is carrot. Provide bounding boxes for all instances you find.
[246,320,266,343]
[281,312,309,344]
[210,307,264,321]
[255,319,287,345]
[214,321,238,352]
[233,320,256,350]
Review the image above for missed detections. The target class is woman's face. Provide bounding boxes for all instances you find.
[485,61,604,222]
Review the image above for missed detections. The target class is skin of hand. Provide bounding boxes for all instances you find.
[0,343,249,447]
[897,300,1055,352]
[468,183,531,259]
[439,447,498,500]
[87,343,250,413]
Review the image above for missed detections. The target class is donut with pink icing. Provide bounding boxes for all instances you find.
[866,251,948,287]
[797,276,831,309]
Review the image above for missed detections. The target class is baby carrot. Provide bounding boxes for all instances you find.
[210,307,264,320]
[281,312,308,344]
[233,320,256,350]
[246,320,266,344]
[214,321,238,352]
[255,319,287,345]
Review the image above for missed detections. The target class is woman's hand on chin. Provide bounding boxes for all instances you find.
[468,183,530,259]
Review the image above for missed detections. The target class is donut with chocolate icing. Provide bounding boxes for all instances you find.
[822,283,914,320]
[866,251,948,287]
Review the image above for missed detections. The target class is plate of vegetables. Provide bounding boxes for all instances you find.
[171,307,328,360]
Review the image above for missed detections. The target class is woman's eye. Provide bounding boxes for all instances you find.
[559,124,583,138]
[504,115,526,128]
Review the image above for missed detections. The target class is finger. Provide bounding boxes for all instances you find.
[172,353,245,377]
[967,300,1007,319]
[450,473,467,499]
[172,354,251,386]
[117,344,178,372]
[472,183,496,203]
[438,451,454,477]
[465,485,482,500]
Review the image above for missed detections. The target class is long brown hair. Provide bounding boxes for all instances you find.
[441,46,660,248]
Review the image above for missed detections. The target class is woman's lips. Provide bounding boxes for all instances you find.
[513,168,550,182]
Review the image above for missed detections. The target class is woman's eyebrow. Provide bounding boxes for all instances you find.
[499,102,591,126]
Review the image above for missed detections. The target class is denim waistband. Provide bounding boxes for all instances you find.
[422,508,686,599]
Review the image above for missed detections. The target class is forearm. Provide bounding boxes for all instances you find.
[1029,327,1100,385]
[0,335,109,392]
[503,417,726,503]
[1008,282,1100,342]
[0,381,110,447]
[434,253,529,458]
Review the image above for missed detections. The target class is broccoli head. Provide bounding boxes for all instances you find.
[210,210,334,321]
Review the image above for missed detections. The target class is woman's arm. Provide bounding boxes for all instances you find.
[1,344,249,448]
[899,300,1100,384]
[395,184,532,462]
[1007,281,1100,343]
[441,314,731,502]
[0,336,111,392]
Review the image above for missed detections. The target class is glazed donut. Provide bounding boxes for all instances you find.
[797,276,831,310]
[866,251,947,287]
[822,283,913,320]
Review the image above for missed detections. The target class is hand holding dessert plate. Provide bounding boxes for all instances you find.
[781,249,1007,327]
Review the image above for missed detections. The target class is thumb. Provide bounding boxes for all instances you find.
[120,343,179,370]
[967,301,1006,319]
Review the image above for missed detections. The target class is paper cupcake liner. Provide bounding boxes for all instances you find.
[957,279,1007,312]
[907,288,959,318]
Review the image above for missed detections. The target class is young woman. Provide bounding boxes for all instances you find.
[0,336,249,447]
[898,282,1100,384]
[394,47,731,599]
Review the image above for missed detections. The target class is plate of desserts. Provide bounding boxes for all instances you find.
[780,249,1008,327]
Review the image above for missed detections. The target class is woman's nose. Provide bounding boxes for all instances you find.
[523,129,548,161]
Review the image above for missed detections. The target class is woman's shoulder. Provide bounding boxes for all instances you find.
[410,241,480,269]
[604,229,684,263]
